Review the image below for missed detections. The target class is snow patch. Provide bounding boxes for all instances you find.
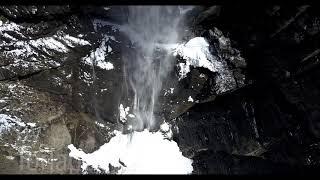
[174,37,223,80]
[160,122,170,132]
[170,88,174,94]
[59,34,91,47]
[31,7,37,14]
[0,114,26,133]
[99,61,114,70]
[0,22,24,36]
[164,88,175,96]
[68,129,193,174]
[82,36,114,70]
[107,45,112,53]
[95,122,105,128]
[36,157,48,164]
[1,21,90,63]
[188,96,194,102]
[173,36,238,93]
[5,156,15,160]
[127,114,136,118]
[27,123,36,127]
[50,158,58,162]
[100,88,108,92]
[119,104,130,123]
[39,147,55,154]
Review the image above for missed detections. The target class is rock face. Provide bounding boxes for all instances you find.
[178,5,320,173]
[0,5,319,174]
[0,5,122,174]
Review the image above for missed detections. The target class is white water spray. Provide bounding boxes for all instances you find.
[122,6,191,131]
[68,6,195,174]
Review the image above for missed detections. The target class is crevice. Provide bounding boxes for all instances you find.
[0,6,80,24]
[0,64,64,82]
[270,5,310,38]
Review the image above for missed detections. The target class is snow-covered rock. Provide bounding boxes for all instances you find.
[82,35,114,71]
[174,36,239,94]
[68,129,193,174]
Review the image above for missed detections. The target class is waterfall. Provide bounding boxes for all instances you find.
[121,6,191,131]
[68,6,195,174]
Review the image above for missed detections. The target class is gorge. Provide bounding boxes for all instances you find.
[0,5,320,175]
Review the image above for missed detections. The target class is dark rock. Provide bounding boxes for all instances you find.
[175,5,320,174]
[1,5,320,174]
[192,150,319,175]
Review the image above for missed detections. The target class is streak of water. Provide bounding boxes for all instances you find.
[121,6,192,131]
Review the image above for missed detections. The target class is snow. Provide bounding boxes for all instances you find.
[6,156,15,160]
[83,71,91,79]
[27,123,36,127]
[174,37,223,80]
[68,129,193,174]
[1,20,90,63]
[160,121,170,132]
[3,32,17,40]
[159,121,174,140]
[36,157,48,164]
[100,88,108,92]
[39,147,55,154]
[61,34,91,47]
[82,36,114,71]
[0,112,41,161]
[99,61,114,70]
[119,104,130,123]
[95,121,105,128]
[4,35,85,59]
[107,45,112,53]
[8,84,17,92]
[177,63,191,80]
[218,36,229,47]
[0,114,26,133]
[128,114,136,118]
[81,71,93,85]
[31,7,37,14]
[50,158,58,162]
[170,88,174,94]
[188,96,194,102]
[0,22,24,35]
[173,36,238,93]
[164,88,175,96]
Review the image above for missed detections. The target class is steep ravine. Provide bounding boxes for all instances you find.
[0,5,319,174]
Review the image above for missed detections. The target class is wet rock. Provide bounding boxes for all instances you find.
[157,26,248,121]
[1,5,320,174]
[171,93,261,158]
[192,150,308,175]
[43,122,71,151]
[0,6,73,22]
[181,5,320,173]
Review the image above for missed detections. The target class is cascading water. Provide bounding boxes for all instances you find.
[121,6,190,131]
[68,6,195,174]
